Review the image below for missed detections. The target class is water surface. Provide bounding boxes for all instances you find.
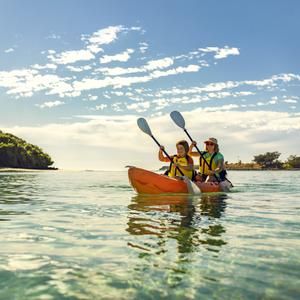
[0,170,299,299]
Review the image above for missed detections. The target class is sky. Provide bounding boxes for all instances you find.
[0,0,299,170]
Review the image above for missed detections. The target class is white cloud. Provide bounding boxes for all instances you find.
[0,23,298,111]
[48,49,95,64]
[3,110,300,170]
[156,81,239,96]
[81,25,140,55]
[73,65,200,93]
[36,100,65,108]
[31,63,57,70]
[154,73,300,98]
[145,57,174,70]
[151,89,244,109]
[244,78,275,87]
[0,68,73,98]
[111,91,124,96]
[234,91,254,97]
[273,73,300,82]
[214,47,240,59]
[283,99,297,103]
[83,25,125,46]
[66,65,92,72]
[201,104,239,111]
[46,33,61,40]
[97,66,143,76]
[100,49,134,64]
[46,25,136,65]
[199,46,240,59]
[139,42,148,53]
[86,94,98,101]
[86,44,103,54]
[97,57,176,76]
[0,69,38,89]
[94,104,107,110]
[126,101,150,112]
[0,26,243,99]
[150,64,200,78]
[129,26,142,31]
[111,102,123,112]
[4,48,15,53]
[207,91,231,98]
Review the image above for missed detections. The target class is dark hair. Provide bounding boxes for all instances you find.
[176,140,189,154]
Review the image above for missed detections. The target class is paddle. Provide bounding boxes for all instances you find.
[170,111,221,182]
[137,117,200,194]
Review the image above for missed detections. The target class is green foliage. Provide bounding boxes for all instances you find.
[286,155,300,168]
[0,131,54,169]
[253,151,283,169]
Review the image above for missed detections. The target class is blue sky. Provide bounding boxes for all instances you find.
[0,0,299,170]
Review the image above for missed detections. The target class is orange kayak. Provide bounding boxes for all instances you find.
[128,167,231,194]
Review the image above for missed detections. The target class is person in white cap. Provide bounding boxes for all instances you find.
[188,137,226,182]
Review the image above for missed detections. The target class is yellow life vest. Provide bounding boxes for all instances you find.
[168,155,193,179]
[199,152,219,175]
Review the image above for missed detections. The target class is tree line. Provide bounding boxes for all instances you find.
[0,130,54,169]
[251,151,300,169]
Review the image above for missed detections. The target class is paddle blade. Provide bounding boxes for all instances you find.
[170,111,185,129]
[183,176,201,195]
[137,118,152,136]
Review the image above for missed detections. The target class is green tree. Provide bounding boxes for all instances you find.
[253,151,283,169]
[0,131,54,169]
[286,155,300,168]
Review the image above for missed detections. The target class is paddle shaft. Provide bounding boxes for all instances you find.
[183,129,220,182]
[150,135,185,176]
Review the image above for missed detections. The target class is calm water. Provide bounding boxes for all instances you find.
[0,170,299,300]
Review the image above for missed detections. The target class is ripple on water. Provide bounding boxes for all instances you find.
[0,171,299,299]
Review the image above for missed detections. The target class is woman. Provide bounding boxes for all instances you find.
[189,137,226,182]
[159,140,194,180]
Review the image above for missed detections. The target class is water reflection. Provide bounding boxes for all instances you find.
[127,193,228,255]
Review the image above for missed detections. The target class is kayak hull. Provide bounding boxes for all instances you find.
[128,167,231,194]
[128,167,188,194]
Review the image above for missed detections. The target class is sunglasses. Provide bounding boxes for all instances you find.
[205,142,215,146]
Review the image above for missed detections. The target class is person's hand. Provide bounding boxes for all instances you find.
[208,170,215,176]
[191,141,197,146]
[160,145,165,151]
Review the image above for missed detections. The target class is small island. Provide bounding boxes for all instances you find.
[0,130,55,170]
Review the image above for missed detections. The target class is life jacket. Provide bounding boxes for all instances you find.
[199,152,219,175]
[167,155,194,180]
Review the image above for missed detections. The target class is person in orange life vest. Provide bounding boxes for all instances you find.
[158,140,194,180]
[188,137,226,182]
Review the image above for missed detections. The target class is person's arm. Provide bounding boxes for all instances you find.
[188,141,200,157]
[187,156,194,171]
[158,146,171,162]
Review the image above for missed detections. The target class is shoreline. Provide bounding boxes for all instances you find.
[159,166,300,172]
[0,167,58,172]
[227,168,300,171]
[1,167,300,173]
